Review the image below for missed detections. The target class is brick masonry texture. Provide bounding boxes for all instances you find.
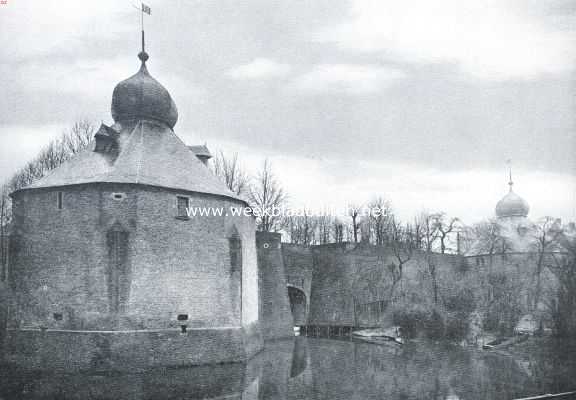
[256,232,294,340]
[4,323,261,371]
[298,241,557,328]
[307,243,464,326]
[6,182,263,368]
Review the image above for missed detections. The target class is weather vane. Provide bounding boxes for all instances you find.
[132,2,151,55]
[506,159,513,189]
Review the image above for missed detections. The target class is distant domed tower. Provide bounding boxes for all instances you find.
[495,172,530,220]
[6,45,262,370]
[465,166,535,257]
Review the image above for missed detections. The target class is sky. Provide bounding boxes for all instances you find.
[0,0,575,224]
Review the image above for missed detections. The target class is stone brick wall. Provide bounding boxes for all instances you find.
[4,323,262,371]
[282,244,313,304]
[306,243,466,326]
[127,185,259,328]
[305,240,558,330]
[8,183,259,331]
[256,232,293,339]
[307,243,357,326]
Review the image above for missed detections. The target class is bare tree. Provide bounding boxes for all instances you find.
[315,215,333,245]
[360,216,372,243]
[532,217,562,310]
[0,185,10,281]
[333,218,344,243]
[63,120,95,155]
[456,225,476,255]
[343,220,355,242]
[212,151,249,196]
[248,159,286,232]
[418,211,441,304]
[368,197,393,245]
[416,211,439,253]
[5,119,95,193]
[548,225,576,336]
[389,219,416,292]
[348,204,361,243]
[472,219,512,269]
[412,215,424,250]
[283,212,317,245]
[1,120,96,277]
[432,212,459,254]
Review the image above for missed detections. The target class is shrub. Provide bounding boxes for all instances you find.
[444,288,476,314]
[392,305,428,338]
[424,309,445,339]
[445,312,470,340]
[392,305,449,339]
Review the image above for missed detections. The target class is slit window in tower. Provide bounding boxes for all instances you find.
[57,191,63,210]
[229,236,242,273]
[177,196,189,219]
[107,229,129,313]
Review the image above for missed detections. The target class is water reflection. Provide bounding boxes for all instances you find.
[1,337,575,399]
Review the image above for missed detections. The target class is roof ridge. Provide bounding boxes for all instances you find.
[166,128,239,198]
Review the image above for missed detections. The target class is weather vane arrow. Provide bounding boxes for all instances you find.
[132,2,151,56]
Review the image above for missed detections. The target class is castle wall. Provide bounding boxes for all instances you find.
[282,244,313,303]
[307,243,466,327]
[307,243,356,326]
[10,184,115,328]
[3,325,260,371]
[256,232,293,340]
[305,240,558,332]
[8,183,259,332]
[129,186,259,328]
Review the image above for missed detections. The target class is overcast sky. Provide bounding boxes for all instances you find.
[1,0,575,224]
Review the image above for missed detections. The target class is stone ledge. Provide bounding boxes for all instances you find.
[3,322,263,372]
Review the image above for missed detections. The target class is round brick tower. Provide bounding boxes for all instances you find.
[5,49,262,370]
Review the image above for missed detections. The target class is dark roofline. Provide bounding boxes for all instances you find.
[10,181,251,208]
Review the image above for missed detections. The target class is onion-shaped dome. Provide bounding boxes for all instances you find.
[495,187,530,218]
[111,51,178,129]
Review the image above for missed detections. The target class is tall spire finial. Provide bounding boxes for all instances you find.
[137,3,151,64]
[507,159,513,191]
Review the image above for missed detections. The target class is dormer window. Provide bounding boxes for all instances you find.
[93,123,119,157]
[176,196,190,219]
[57,191,63,210]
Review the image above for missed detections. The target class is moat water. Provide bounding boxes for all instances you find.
[1,336,575,400]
